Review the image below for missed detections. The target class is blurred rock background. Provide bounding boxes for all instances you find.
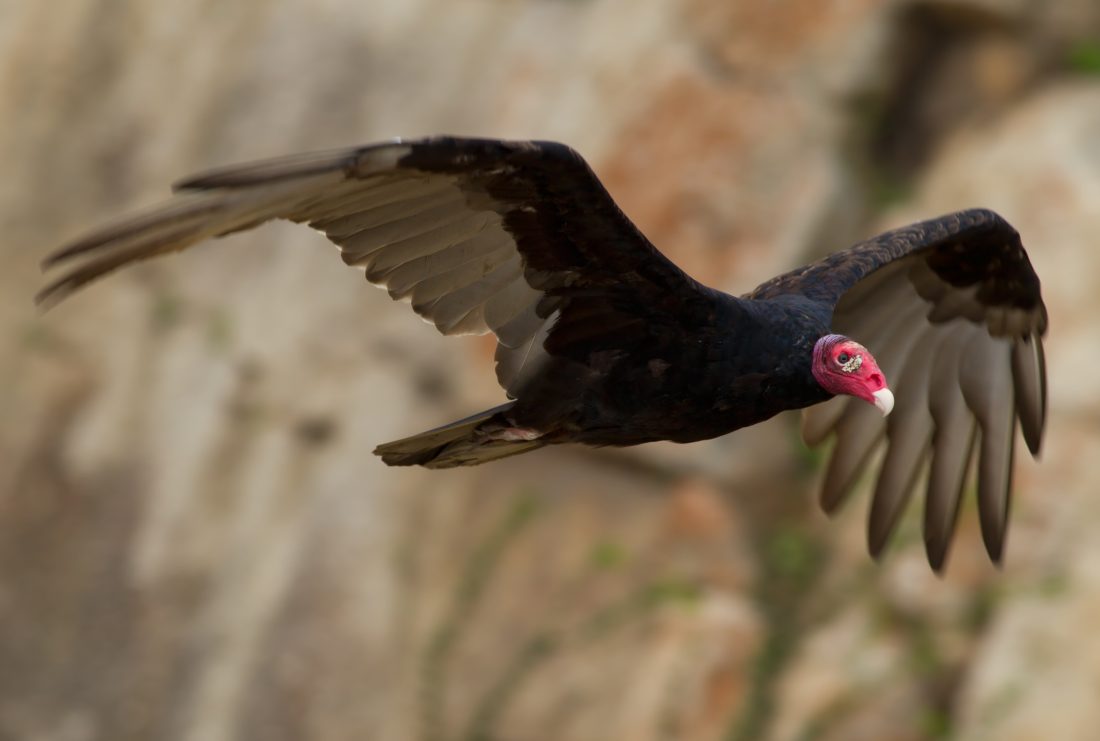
[2,0,1099,739]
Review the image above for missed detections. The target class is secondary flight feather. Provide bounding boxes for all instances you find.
[39,136,1048,570]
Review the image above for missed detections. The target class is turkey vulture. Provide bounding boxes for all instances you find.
[38,137,1047,569]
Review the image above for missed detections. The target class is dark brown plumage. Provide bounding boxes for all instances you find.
[39,137,1047,570]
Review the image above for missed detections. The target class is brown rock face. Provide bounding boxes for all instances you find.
[2,2,1099,740]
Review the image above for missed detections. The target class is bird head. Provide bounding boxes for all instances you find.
[811,334,894,415]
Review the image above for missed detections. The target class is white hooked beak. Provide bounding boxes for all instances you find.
[872,388,895,416]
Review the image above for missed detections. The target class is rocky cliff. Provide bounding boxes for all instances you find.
[2,1,1099,739]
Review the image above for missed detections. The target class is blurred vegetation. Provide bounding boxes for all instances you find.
[1067,39,1100,73]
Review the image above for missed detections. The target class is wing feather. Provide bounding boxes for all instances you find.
[959,337,1017,562]
[412,254,524,330]
[41,137,708,408]
[923,325,978,571]
[495,311,557,396]
[318,193,470,242]
[821,403,885,513]
[1011,335,1046,456]
[383,239,513,298]
[866,325,939,557]
[385,237,512,303]
[483,280,542,342]
[818,307,928,511]
[780,209,1046,567]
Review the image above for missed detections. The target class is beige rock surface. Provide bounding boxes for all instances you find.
[2,1,1100,740]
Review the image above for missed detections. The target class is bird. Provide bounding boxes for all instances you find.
[38,136,1047,570]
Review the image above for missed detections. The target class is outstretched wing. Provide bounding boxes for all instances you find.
[751,209,1048,570]
[39,137,707,396]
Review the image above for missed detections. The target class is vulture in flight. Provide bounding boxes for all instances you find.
[39,137,1047,569]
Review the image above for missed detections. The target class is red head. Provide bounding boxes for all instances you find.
[811,334,894,415]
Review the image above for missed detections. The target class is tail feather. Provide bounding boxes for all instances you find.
[373,402,544,468]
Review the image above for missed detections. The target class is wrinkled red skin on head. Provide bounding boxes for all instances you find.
[811,334,888,406]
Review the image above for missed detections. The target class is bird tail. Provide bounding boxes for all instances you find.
[373,402,543,468]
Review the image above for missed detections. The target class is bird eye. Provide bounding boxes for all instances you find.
[837,352,850,364]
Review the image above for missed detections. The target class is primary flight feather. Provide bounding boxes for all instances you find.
[39,136,1047,570]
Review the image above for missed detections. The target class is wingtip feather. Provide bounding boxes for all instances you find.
[1013,335,1046,457]
[171,141,411,191]
[925,536,950,574]
[33,281,68,310]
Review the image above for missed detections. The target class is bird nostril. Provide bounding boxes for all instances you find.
[870,373,883,389]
